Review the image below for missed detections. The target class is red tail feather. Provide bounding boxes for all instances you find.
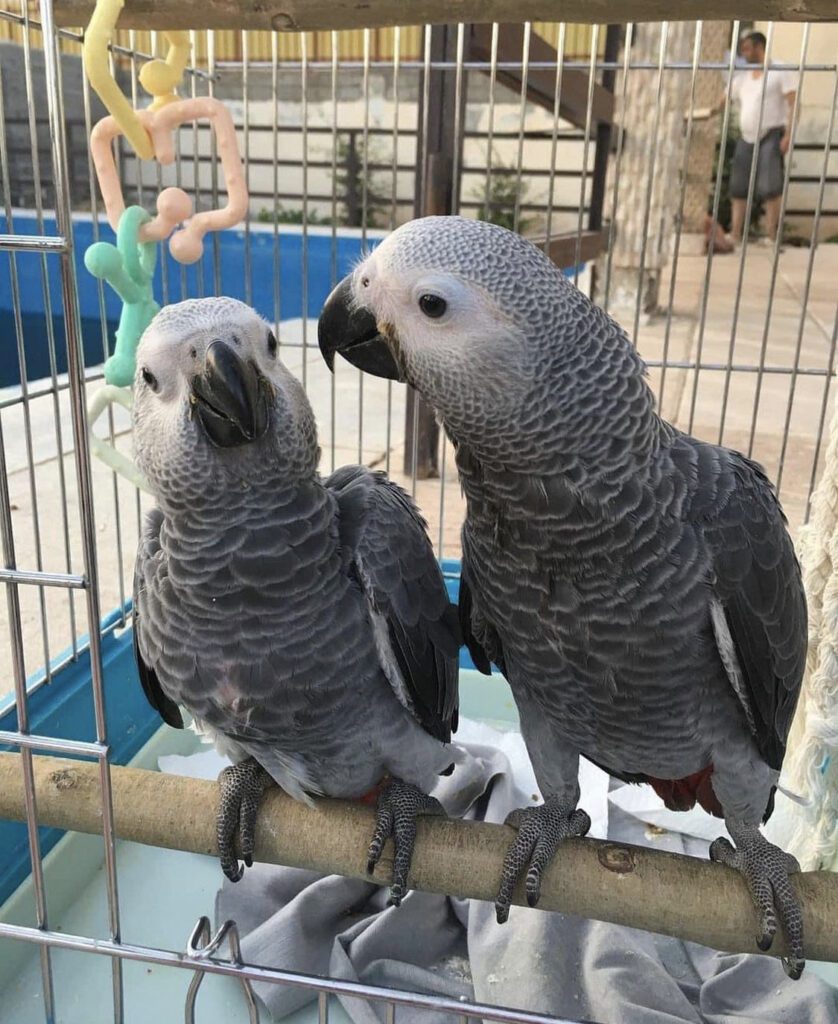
[358,778,388,806]
[647,765,724,818]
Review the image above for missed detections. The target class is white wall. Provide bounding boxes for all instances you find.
[119,76,597,238]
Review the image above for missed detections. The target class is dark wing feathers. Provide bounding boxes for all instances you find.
[133,508,184,730]
[327,466,460,742]
[458,559,504,676]
[133,619,184,729]
[452,441,505,677]
[707,451,806,770]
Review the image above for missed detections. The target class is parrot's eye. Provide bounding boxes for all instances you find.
[267,330,278,357]
[141,367,159,392]
[418,293,447,319]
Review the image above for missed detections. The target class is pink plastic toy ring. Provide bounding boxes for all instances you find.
[89,97,249,265]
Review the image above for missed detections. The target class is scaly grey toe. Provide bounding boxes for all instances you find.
[365,778,445,906]
[496,799,591,924]
[217,757,273,883]
[710,825,804,979]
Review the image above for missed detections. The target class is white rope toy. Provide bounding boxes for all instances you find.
[771,390,838,871]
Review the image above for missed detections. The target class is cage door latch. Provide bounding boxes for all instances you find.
[184,916,261,1024]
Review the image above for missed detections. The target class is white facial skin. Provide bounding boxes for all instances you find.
[133,297,318,502]
[350,249,531,393]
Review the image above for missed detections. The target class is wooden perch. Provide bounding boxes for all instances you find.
[1,751,837,964]
[536,229,607,267]
[51,0,838,30]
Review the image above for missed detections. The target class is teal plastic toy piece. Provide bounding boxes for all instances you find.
[84,205,160,387]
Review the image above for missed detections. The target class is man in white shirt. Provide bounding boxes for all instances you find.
[718,31,798,246]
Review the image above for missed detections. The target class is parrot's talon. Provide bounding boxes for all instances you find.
[216,757,273,883]
[708,836,735,864]
[711,824,805,977]
[504,808,526,829]
[757,905,778,951]
[496,798,590,923]
[365,778,444,905]
[784,851,801,874]
[366,818,391,875]
[783,956,805,981]
[221,859,244,884]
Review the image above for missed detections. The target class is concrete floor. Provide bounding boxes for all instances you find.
[1,243,837,704]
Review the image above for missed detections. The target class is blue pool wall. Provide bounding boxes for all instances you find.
[1,211,584,388]
[0,213,388,387]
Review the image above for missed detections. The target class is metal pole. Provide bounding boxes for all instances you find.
[39,1,124,1018]
[404,23,467,480]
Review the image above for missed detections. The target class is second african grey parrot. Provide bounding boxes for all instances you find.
[317,215,808,977]
[131,296,461,902]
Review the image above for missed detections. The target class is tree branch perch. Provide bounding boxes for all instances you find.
[1,752,836,965]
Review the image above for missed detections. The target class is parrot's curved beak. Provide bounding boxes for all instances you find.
[317,276,402,381]
[191,339,271,448]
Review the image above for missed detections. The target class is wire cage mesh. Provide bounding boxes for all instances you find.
[0,3,836,1021]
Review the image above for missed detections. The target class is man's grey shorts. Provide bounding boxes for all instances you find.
[730,127,785,201]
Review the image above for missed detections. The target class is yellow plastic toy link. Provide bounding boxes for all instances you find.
[83,0,191,157]
[83,0,154,159]
[141,31,191,112]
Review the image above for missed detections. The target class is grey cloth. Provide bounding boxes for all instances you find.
[730,127,786,200]
[215,740,838,1024]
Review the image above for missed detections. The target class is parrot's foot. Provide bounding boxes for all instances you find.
[217,757,274,883]
[709,825,804,979]
[365,778,445,907]
[495,798,591,924]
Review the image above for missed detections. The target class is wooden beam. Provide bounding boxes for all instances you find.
[2,752,837,963]
[51,1,838,30]
[531,228,608,268]
[469,23,614,129]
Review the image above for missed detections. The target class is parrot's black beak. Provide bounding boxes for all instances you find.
[317,276,402,381]
[191,339,271,448]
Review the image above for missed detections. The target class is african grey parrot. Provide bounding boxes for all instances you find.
[131,296,460,900]
[318,216,808,977]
